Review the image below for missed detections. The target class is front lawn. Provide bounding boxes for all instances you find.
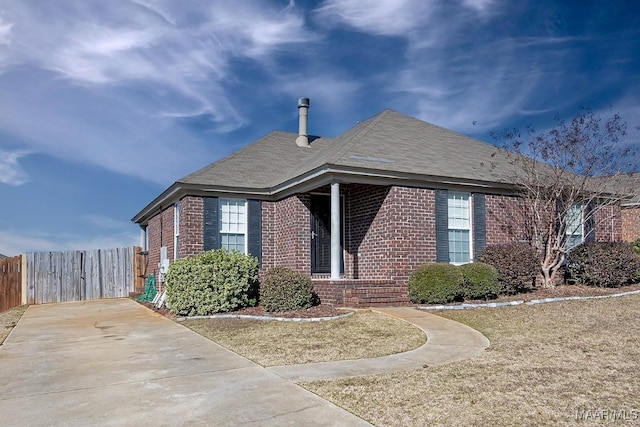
[303,295,640,426]
[182,310,426,366]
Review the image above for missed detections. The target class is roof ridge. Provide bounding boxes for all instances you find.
[326,109,394,163]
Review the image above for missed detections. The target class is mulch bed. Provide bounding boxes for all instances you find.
[134,283,640,319]
[463,282,640,305]
[231,305,348,319]
[134,298,347,320]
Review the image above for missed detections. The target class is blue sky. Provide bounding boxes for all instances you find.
[0,0,638,255]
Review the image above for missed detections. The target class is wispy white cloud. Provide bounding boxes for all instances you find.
[313,0,437,37]
[0,17,11,44]
[276,72,361,115]
[312,1,606,135]
[461,0,495,14]
[81,214,128,230]
[0,0,317,184]
[0,149,30,185]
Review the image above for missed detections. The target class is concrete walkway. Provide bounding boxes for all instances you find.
[0,299,371,426]
[268,307,490,382]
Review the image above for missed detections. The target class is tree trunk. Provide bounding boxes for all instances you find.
[540,265,555,288]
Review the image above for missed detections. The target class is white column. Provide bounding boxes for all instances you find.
[330,182,341,280]
[140,227,147,250]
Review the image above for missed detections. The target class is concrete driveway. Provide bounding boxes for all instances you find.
[0,299,370,426]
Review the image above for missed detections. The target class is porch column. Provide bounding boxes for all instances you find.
[139,226,147,250]
[330,182,341,280]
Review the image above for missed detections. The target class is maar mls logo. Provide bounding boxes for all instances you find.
[575,408,639,421]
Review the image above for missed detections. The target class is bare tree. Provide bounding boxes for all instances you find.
[492,108,636,288]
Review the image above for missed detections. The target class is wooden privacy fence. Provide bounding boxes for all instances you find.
[0,256,22,312]
[25,247,146,305]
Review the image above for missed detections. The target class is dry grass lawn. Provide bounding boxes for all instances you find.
[0,305,27,345]
[304,295,640,426]
[183,310,426,366]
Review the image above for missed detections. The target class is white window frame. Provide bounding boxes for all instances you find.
[566,203,584,250]
[447,192,474,265]
[219,198,248,254]
[174,202,180,260]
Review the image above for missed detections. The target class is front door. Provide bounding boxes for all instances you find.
[310,194,343,274]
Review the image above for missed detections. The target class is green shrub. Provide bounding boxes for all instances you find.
[260,267,316,312]
[478,244,539,294]
[164,249,259,316]
[459,262,500,300]
[408,263,464,304]
[567,242,640,288]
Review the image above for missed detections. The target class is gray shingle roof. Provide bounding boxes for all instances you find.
[618,172,640,205]
[133,109,522,223]
[179,131,335,188]
[179,109,512,190]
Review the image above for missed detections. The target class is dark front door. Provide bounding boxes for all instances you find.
[310,194,343,274]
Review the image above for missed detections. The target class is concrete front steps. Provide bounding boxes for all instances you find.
[312,279,411,307]
[343,287,411,307]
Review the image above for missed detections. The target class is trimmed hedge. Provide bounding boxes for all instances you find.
[459,262,500,300]
[164,249,259,316]
[478,244,539,294]
[260,267,316,312]
[567,242,640,288]
[408,263,464,304]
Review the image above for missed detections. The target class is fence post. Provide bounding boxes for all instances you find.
[21,254,27,305]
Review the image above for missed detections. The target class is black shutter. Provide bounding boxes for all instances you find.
[435,189,449,263]
[248,199,262,264]
[584,201,596,242]
[203,197,219,251]
[473,193,486,258]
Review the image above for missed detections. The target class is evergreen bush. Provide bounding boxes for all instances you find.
[408,263,464,304]
[567,242,640,288]
[459,262,501,300]
[260,267,316,312]
[164,249,259,316]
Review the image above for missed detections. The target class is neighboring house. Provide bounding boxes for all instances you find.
[132,99,623,306]
[621,172,640,242]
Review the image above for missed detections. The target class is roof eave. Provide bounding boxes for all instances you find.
[132,164,520,225]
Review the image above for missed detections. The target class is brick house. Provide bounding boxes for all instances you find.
[132,99,626,306]
[621,173,640,242]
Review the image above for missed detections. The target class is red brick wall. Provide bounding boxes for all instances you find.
[178,196,204,258]
[261,194,311,274]
[595,205,622,242]
[485,194,529,245]
[344,184,393,279]
[622,207,640,242]
[146,205,175,283]
[371,186,436,284]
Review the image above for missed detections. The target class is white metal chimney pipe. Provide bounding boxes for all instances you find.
[295,97,310,147]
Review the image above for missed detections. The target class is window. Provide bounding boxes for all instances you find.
[566,203,583,250]
[448,192,472,264]
[174,202,180,260]
[219,198,247,253]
